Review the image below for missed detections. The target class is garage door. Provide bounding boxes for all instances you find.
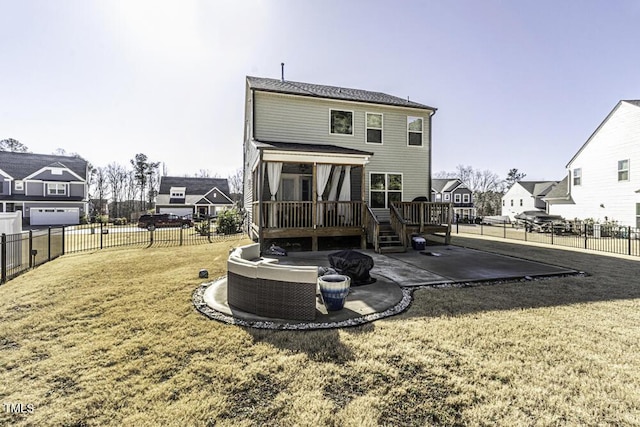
[30,208,80,226]
[158,207,193,218]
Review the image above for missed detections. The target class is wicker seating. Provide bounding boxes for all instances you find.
[227,243,319,321]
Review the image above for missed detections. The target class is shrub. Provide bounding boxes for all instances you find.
[112,217,128,226]
[216,209,243,235]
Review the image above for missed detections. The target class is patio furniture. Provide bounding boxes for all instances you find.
[227,243,318,321]
[328,250,375,286]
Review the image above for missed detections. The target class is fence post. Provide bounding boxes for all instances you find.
[149,229,154,246]
[179,226,183,246]
[48,227,52,261]
[584,224,588,250]
[503,220,506,238]
[481,222,483,236]
[62,226,66,255]
[629,226,632,256]
[208,217,213,243]
[1,234,6,284]
[29,230,33,268]
[100,222,104,250]
[456,222,459,234]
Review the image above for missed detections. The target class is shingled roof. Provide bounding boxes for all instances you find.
[247,76,436,111]
[0,151,88,180]
[516,181,559,197]
[158,176,230,197]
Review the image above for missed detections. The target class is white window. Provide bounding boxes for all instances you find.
[510,199,514,207]
[454,194,461,203]
[407,116,423,146]
[444,193,450,201]
[47,183,67,195]
[618,160,629,181]
[170,187,186,198]
[463,194,470,203]
[573,168,582,186]
[370,173,402,208]
[519,199,523,206]
[51,168,63,175]
[330,110,353,135]
[15,180,24,191]
[366,113,383,144]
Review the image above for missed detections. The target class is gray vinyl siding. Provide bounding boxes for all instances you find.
[69,183,85,198]
[26,181,44,196]
[253,91,432,208]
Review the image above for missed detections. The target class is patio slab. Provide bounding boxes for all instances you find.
[194,245,580,329]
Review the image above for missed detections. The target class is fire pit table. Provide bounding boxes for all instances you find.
[328,250,375,286]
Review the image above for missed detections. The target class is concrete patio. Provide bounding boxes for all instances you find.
[194,245,580,329]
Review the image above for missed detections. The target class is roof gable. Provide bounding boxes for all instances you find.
[515,181,559,197]
[0,152,87,180]
[567,100,640,168]
[247,76,436,111]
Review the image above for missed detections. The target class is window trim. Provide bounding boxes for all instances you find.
[444,193,450,201]
[369,172,403,209]
[46,182,67,196]
[618,159,629,182]
[463,194,470,204]
[454,193,461,203]
[365,112,383,144]
[14,180,24,191]
[329,109,354,136]
[407,116,424,147]
[573,168,582,186]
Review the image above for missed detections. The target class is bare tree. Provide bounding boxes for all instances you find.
[106,162,127,218]
[227,168,243,207]
[91,167,110,218]
[435,165,505,216]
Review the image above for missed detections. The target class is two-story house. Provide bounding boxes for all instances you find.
[243,76,445,251]
[501,181,558,220]
[155,176,234,218]
[0,151,89,225]
[545,100,640,226]
[431,178,475,221]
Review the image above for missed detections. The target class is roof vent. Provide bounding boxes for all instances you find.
[281,62,285,82]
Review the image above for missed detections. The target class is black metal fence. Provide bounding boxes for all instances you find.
[1,220,244,284]
[455,222,640,257]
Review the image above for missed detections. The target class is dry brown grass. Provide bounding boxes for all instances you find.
[1,235,639,426]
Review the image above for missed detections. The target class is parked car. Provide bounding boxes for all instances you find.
[514,210,566,233]
[137,213,194,230]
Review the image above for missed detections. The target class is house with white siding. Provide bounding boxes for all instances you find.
[501,181,558,220]
[242,76,447,251]
[155,176,233,219]
[545,100,640,226]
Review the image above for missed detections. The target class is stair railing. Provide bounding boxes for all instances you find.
[390,203,408,248]
[364,204,380,253]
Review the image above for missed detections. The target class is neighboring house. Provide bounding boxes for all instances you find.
[501,181,558,220]
[0,151,88,225]
[545,100,640,227]
[243,75,439,251]
[155,176,234,218]
[431,178,475,221]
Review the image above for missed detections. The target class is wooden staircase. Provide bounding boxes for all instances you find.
[377,222,406,253]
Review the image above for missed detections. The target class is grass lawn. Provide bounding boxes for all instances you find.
[1,235,639,426]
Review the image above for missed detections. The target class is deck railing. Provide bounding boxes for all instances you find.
[257,201,363,229]
[393,202,453,229]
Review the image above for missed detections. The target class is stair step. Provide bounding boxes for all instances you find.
[379,245,406,254]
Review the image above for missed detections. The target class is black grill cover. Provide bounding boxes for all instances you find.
[328,250,375,286]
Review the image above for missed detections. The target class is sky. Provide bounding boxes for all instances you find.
[1,0,640,181]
